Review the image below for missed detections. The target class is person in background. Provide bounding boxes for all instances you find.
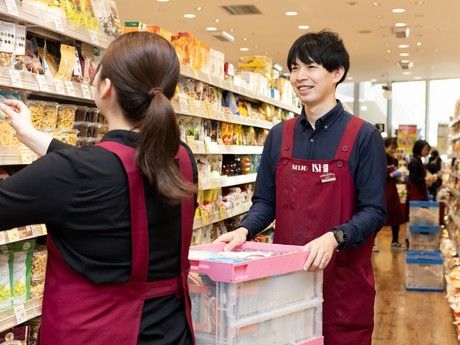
[408,139,432,201]
[0,32,196,345]
[384,137,406,248]
[214,30,386,345]
[426,149,442,200]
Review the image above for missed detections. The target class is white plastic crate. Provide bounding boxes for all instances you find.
[409,201,439,226]
[408,226,440,251]
[405,251,443,291]
[188,242,323,345]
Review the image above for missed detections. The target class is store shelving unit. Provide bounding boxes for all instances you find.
[0,296,42,332]
[199,173,257,190]
[0,224,47,245]
[193,201,252,230]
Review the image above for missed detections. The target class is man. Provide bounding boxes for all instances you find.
[215,30,386,345]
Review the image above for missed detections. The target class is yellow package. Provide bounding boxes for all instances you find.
[56,44,76,81]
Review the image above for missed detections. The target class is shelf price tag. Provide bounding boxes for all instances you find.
[19,148,32,164]
[89,31,99,46]
[35,75,49,92]
[7,228,19,243]
[65,81,76,97]
[80,84,92,99]
[5,0,19,16]
[13,304,27,324]
[9,70,22,89]
[54,17,65,32]
[54,79,66,95]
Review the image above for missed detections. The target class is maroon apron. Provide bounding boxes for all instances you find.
[275,116,375,345]
[39,141,195,345]
[384,165,405,226]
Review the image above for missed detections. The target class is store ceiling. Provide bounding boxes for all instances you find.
[116,0,460,83]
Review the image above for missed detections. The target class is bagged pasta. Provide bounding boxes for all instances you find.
[56,44,76,80]
[8,240,35,305]
[91,0,123,37]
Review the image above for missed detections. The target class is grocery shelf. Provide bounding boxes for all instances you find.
[181,66,300,114]
[0,146,38,165]
[0,296,42,332]
[191,143,263,155]
[193,202,252,230]
[0,1,112,49]
[175,103,276,130]
[199,173,257,190]
[0,66,95,102]
[0,224,47,245]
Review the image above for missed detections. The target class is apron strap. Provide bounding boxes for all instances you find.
[96,141,149,282]
[334,116,364,161]
[280,116,301,158]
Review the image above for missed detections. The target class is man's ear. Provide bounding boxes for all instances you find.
[333,66,345,83]
[99,78,113,99]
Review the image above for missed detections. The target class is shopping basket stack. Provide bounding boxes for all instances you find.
[405,201,444,291]
[188,242,323,345]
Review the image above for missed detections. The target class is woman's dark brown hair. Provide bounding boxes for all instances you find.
[98,32,195,201]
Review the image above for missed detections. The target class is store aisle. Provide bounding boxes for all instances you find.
[372,226,458,345]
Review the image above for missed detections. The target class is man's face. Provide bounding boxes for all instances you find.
[289,58,344,107]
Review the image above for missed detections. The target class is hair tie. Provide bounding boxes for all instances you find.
[148,87,163,98]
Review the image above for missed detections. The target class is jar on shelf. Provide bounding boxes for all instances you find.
[26,100,45,129]
[57,105,77,129]
[86,107,99,123]
[42,102,59,129]
[74,106,88,122]
[73,122,89,137]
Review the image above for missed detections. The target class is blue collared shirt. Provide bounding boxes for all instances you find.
[240,101,387,248]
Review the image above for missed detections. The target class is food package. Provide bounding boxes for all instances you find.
[0,325,29,344]
[40,40,59,77]
[0,21,16,68]
[30,246,47,298]
[26,101,45,129]
[210,49,224,80]
[91,0,123,37]
[223,91,239,115]
[242,126,257,146]
[220,122,233,145]
[63,0,99,30]
[0,246,12,310]
[238,55,273,80]
[171,32,195,67]
[8,240,35,305]
[57,104,77,129]
[71,48,83,83]
[232,124,242,145]
[55,44,77,81]
[146,25,172,42]
[81,43,97,85]
[12,24,26,71]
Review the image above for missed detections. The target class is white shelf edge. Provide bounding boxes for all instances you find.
[0,2,112,49]
[199,173,257,190]
[0,296,42,332]
[193,202,252,230]
[0,224,47,245]
[191,144,263,155]
[181,66,300,114]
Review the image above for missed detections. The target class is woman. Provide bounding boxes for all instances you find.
[407,139,431,201]
[384,138,405,248]
[426,150,442,200]
[0,32,196,345]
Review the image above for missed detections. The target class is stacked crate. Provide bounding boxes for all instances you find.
[405,201,444,291]
[188,242,323,345]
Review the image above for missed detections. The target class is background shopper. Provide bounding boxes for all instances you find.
[408,139,432,201]
[215,30,386,345]
[426,149,442,200]
[384,137,406,248]
[0,32,196,345]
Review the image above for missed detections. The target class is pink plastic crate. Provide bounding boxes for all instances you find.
[300,337,324,345]
[188,242,308,283]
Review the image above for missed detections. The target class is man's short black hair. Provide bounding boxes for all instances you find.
[287,30,350,84]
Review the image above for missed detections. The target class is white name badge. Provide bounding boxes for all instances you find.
[320,173,336,184]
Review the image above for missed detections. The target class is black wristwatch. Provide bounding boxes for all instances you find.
[331,228,347,249]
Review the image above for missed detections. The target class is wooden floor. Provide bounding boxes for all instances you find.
[372,225,458,345]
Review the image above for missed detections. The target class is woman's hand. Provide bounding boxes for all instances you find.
[0,100,35,137]
[213,227,248,251]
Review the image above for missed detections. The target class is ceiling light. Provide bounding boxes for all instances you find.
[184,13,196,19]
[370,79,377,82]
[403,71,411,75]
[398,44,410,48]
[394,22,407,27]
[373,2,380,5]
[285,11,298,16]
[416,1,424,4]
[243,37,247,41]
[392,8,406,13]
[414,76,422,80]
[360,105,368,111]
[417,42,422,46]
[196,6,202,11]
[230,28,234,32]
[215,18,220,23]
[240,47,250,52]
[347,76,353,81]
[400,52,410,57]
[219,31,234,42]
[298,25,310,30]
[206,27,217,32]
[400,59,411,64]
[386,49,391,54]
[273,64,283,72]
[156,0,169,2]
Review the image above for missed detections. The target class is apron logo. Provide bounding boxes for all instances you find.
[312,164,329,173]
[292,164,308,171]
